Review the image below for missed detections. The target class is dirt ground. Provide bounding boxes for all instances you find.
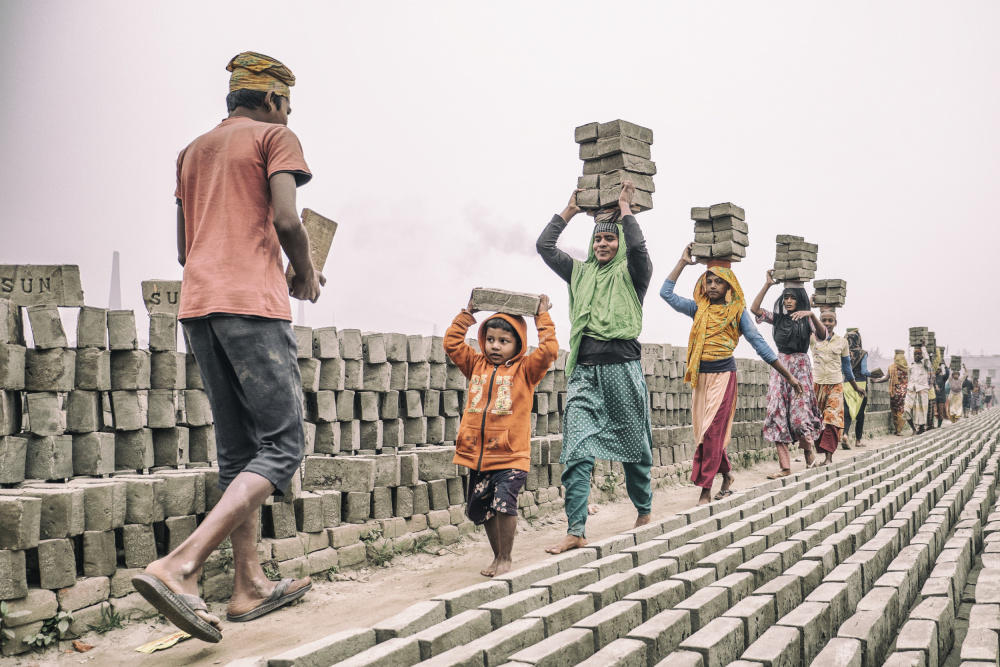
[9,432,915,667]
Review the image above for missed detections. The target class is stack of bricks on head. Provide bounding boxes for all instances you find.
[909,326,936,353]
[573,120,655,214]
[690,203,749,262]
[813,279,847,312]
[773,235,818,284]
[0,259,895,655]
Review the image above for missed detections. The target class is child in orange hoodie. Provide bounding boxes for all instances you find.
[444,292,559,577]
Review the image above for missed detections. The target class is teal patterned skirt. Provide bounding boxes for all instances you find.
[561,360,653,464]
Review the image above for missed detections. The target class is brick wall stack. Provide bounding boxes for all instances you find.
[0,272,891,654]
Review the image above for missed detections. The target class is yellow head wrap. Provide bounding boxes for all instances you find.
[227,51,295,98]
[685,264,746,388]
[893,350,909,372]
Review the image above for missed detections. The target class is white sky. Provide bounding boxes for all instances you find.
[2,1,998,360]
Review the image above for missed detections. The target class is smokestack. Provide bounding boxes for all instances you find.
[108,251,121,310]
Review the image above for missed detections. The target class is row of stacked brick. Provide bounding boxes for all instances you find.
[241,409,998,667]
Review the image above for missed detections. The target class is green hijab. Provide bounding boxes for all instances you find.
[566,223,644,376]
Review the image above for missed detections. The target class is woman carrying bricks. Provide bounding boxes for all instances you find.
[750,271,826,478]
[843,328,877,448]
[810,310,864,466]
[945,366,967,422]
[661,245,801,504]
[874,350,909,433]
[536,183,654,553]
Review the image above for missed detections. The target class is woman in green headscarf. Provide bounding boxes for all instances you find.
[536,183,653,555]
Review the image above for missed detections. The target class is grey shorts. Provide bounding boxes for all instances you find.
[182,316,304,496]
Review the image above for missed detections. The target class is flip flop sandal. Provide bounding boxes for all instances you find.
[766,470,791,480]
[226,578,312,623]
[132,574,222,643]
[713,489,734,501]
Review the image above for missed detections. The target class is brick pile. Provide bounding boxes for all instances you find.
[0,265,893,655]
[574,120,655,213]
[812,279,847,309]
[690,203,749,263]
[240,411,1000,667]
[772,236,818,283]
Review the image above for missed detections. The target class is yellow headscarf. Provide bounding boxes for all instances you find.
[227,52,296,98]
[685,265,746,388]
[893,350,909,372]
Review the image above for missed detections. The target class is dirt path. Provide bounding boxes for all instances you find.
[10,432,913,667]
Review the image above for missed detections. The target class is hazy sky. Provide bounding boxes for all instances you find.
[3,2,998,361]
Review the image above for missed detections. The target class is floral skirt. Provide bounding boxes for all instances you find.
[763,351,823,444]
[465,468,527,525]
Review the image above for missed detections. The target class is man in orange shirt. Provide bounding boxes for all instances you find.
[133,52,324,642]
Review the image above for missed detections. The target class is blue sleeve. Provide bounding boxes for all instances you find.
[841,356,856,382]
[858,355,871,378]
[659,279,698,318]
[739,311,778,364]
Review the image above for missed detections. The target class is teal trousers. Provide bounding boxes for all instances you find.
[561,457,652,538]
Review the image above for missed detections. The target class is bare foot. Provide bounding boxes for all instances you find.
[634,514,651,528]
[227,576,312,617]
[804,450,815,467]
[587,504,600,515]
[480,557,500,577]
[492,558,512,577]
[143,558,221,630]
[545,534,587,554]
[720,472,734,493]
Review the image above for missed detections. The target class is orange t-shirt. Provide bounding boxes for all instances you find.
[175,116,311,321]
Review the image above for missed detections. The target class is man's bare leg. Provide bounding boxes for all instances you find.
[697,488,712,506]
[142,471,276,629]
[480,516,501,577]
[227,506,310,616]
[545,534,587,554]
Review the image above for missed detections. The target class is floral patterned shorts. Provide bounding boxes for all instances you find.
[465,468,527,525]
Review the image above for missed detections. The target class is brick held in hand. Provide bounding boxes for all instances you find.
[712,229,749,247]
[694,221,714,234]
[788,241,819,254]
[691,207,711,222]
[575,122,599,144]
[602,170,655,193]
[786,250,817,261]
[694,232,715,244]
[470,289,542,318]
[708,202,746,221]
[579,135,651,161]
[710,241,747,258]
[577,174,599,190]
[577,189,601,210]
[582,153,656,176]
[787,259,817,270]
[775,235,804,244]
[596,119,654,144]
[598,187,652,210]
[711,216,748,234]
[691,244,714,260]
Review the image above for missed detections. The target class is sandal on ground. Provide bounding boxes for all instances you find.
[226,578,312,623]
[131,574,222,643]
[713,489,734,501]
[766,470,791,480]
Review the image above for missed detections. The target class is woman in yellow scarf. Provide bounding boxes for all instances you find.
[661,244,802,505]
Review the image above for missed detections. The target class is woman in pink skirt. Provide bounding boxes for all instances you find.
[750,270,827,478]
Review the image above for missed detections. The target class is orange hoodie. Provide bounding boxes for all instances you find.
[444,310,559,472]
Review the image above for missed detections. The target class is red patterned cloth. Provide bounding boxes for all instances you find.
[763,351,823,444]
